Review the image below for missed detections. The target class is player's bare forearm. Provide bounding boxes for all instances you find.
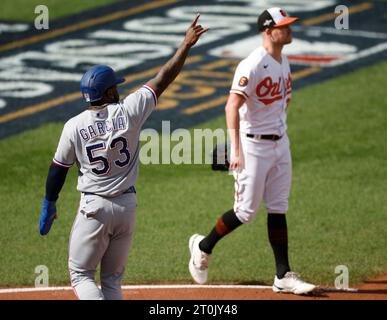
[225,93,245,156]
[225,93,245,170]
[227,109,240,156]
[149,43,190,98]
[147,14,208,98]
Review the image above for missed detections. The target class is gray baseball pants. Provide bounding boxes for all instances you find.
[68,191,136,300]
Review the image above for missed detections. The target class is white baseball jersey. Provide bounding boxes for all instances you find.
[53,85,157,197]
[230,46,292,136]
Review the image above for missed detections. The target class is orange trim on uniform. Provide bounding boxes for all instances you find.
[230,89,249,99]
[215,217,229,236]
[234,172,242,204]
[273,17,299,27]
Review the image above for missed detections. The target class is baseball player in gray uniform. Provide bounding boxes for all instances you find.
[39,15,208,300]
[188,8,316,295]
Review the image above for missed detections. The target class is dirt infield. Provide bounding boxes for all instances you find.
[1,275,386,300]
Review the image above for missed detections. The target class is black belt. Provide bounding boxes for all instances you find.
[83,186,136,196]
[246,133,282,141]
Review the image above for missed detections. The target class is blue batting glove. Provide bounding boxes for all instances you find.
[39,198,57,236]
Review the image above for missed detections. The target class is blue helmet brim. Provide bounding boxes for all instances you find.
[115,78,125,86]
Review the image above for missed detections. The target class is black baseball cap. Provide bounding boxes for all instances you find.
[257,7,299,32]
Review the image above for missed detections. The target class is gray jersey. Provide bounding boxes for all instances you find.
[53,85,157,197]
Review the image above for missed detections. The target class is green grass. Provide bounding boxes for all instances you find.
[0,0,119,22]
[0,60,387,288]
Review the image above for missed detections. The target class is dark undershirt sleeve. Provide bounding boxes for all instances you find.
[45,162,69,201]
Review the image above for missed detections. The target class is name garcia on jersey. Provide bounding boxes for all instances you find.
[79,115,127,142]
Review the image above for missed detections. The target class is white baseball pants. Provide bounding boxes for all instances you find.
[233,133,292,223]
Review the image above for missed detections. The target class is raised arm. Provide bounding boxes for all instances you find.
[147,14,209,98]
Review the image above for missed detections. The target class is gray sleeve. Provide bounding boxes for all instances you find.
[123,85,157,128]
[53,121,76,168]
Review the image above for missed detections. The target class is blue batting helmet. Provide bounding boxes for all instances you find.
[80,65,125,103]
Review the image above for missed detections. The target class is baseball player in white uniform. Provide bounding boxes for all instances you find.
[39,15,208,300]
[189,8,316,295]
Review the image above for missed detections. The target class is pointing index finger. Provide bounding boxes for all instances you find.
[191,13,200,27]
